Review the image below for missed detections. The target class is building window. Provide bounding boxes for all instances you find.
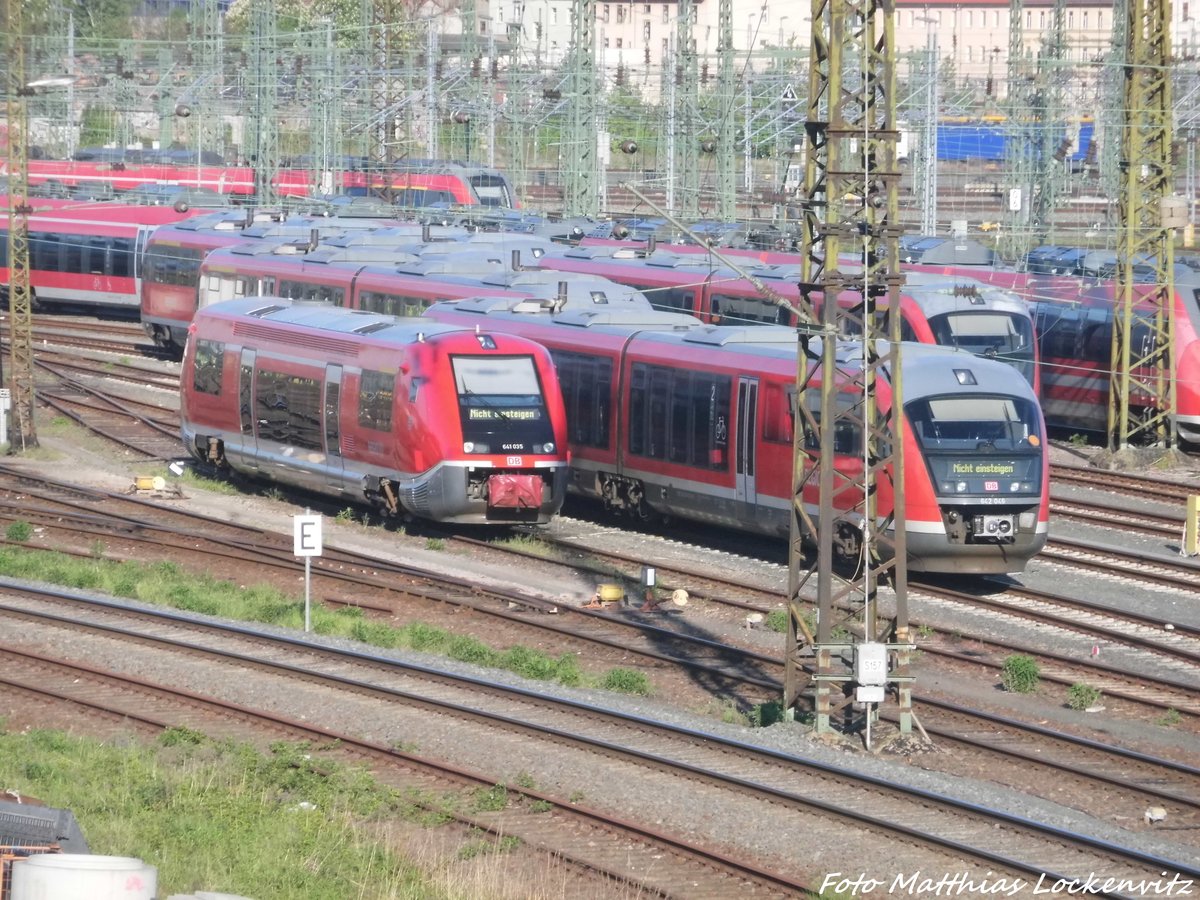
[965,10,972,27]
[1082,11,1088,28]
[643,21,650,41]
[1067,10,1074,27]
[616,5,625,22]
[604,36,610,47]
[602,4,610,21]
[644,3,650,12]
[1098,11,1104,28]
[616,37,623,48]
[662,5,668,22]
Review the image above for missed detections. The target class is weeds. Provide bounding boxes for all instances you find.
[1001,654,1040,693]
[1066,683,1101,711]
[5,521,33,542]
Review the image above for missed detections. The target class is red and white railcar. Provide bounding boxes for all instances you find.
[0,204,198,311]
[423,300,1050,574]
[180,297,570,524]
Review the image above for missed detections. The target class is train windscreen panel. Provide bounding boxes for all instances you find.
[907,395,1043,496]
[927,312,1037,385]
[468,174,515,208]
[452,355,556,454]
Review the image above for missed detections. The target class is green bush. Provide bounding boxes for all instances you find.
[5,521,33,542]
[765,609,789,633]
[599,667,650,695]
[1066,683,1101,710]
[1001,654,1040,693]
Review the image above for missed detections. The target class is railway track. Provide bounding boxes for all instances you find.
[0,466,1197,844]
[3,583,1196,891]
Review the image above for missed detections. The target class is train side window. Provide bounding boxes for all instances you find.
[668,371,692,462]
[62,234,84,275]
[358,369,395,432]
[1082,323,1111,361]
[647,368,670,460]
[761,383,794,444]
[698,374,731,468]
[192,339,225,395]
[629,365,648,455]
[552,350,611,448]
[30,232,60,271]
[255,370,291,442]
[287,376,323,450]
[324,381,341,456]
[109,238,134,279]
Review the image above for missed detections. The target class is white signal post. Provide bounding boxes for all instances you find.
[293,511,323,632]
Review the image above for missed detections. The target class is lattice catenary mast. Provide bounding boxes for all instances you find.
[789,0,911,735]
[1109,0,1178,449]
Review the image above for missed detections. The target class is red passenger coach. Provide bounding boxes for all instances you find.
[181,298,570,525]
[0,204,198,311]
[424,300,1050,574]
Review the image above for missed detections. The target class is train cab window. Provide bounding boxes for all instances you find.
[468,174,515,208]
[358,369,396,432]
[711,292,779,325]
[324,380,341,456]
[192,340,225,395]
[907,395,1041,451]
[550,350,612,448]
[638,284,695,315]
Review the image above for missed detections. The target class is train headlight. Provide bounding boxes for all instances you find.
[464,441,490,454]
[1010,482,1021,492]
[542,442,556,454]
[956,481,968,492]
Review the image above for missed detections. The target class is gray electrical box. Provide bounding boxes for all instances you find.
[854,642,888,687]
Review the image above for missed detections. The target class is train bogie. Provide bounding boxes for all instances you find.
[180,298,570,525]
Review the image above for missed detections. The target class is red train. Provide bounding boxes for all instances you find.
[140,210,411,350]
[531,245,1040,390]
[421,300,1050,574]
[146,229,649,355]
[0,203,198,311]
[180,297,570,525]
[905,252,1200,445]
[12,157,520,208]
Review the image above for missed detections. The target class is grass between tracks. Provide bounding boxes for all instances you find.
[0,540,650,695]
[0,536,659,898]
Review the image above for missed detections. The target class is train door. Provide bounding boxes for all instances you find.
[323,365,345,490]
[736,376,758,509]
[238,348,258,469]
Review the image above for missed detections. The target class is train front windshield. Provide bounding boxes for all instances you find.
[452,355,556,454]
[907,395,1044,495]
[928,313,1037,385]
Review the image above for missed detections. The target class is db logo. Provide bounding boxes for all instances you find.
[506,456,524,466]
[984,480,999,491]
